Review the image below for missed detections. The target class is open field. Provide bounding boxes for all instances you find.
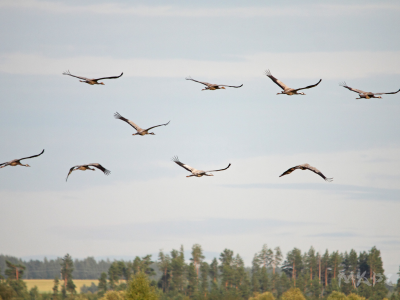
[24,280,99,294]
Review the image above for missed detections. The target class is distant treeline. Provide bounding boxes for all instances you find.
[0,255,112,279]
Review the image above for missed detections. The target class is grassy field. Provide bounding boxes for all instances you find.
[24,280,99,293]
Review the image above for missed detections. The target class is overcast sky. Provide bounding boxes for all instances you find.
[0,0,399,283]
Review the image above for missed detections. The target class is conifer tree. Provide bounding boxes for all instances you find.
[252,253,262,294]
[190,244,205,278]
[52,276,59,300]
[98,272,108,296]
[5,261,25,280]
[60,254,75,295]
[199,262,209,297]
[157,250,171,293]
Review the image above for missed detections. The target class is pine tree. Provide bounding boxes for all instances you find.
[157,250,171,293]
[305,247,317,282]
[170,246,186,293]
[108,261,124,290]
[190,244,205,278]
[219,249,234,290]
[252,253,262,294]
[321,250,330,294]
[186,262,198,297]
[199,262,209,298]
[330,251,341,280]
[52,276,59,300]
[60,254,75,295]
[5,261,25,280]
[98,272,108,296]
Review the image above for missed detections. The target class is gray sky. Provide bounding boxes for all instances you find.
[0,0,399,283]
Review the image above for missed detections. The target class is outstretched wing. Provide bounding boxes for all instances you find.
[62,70,90,81]
[94,72,123,81]
[265,70,289,90]
[185,77,211,86]
[172,156,196,173]
[301,164,333,182]
[340,82,366,94]
[206,163,231,173]
[218,84,243,88]
[88,163,111,175]
[114,112,143,132]
[0,161,9,167]
[19,149,45,161]
[294,79,322,92]
[374,88,400,95]
[66,166,78,182]
[145,121,170,131]
[279,165,301,177]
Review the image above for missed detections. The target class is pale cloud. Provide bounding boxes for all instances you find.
[0,1,399,17]
[1,51,400,79]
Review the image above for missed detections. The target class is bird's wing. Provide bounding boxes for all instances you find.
[0,161,10,167]
[62,70,90,81]
[206,163,231,173]
[88,163,111,175]
[279,165,301,177]
[145,121,170,131]
[18,149,45,161]
[218,84,243,88]
[339,82,366,94]
[172,156,197,173]
[301,164,333,182]
[294,79,322,91]
[93,72,123,81]
[66,166,78,182]
[265,70,289,90]
[114,112,143,132]
[185,77,211,86]
[374,88,400,95]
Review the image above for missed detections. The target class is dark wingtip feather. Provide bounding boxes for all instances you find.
[114,112,122,119]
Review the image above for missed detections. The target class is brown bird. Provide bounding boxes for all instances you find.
[340,82,400,99]
[172,156,231,177]
[62,70,123,85]
[114,112,170,136]
[185,77,243,90]
[66,163,110,181]
[0,149,44,169]
[265,70,321,95]
[279,163,333,182]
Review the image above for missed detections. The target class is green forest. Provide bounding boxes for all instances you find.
[0,245,399,300]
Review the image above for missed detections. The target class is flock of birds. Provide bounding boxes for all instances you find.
[2,69,400,182]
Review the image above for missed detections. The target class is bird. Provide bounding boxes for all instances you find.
[279,163,333,182]
[66,163,110,181]
[185,77,243,90]
[172,156,231,177]
[62,70,123,85]
[265,70,321,95]
[0,149,44,169]
[114,112,170,136]
[340,82,400,99]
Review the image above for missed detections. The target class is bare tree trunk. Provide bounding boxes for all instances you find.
[293,262,296,286]
[318,258,321,284]
[325,268,328,287]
